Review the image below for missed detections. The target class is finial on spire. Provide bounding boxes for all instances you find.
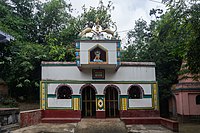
[96,18,100,32]
[78,18,117,40]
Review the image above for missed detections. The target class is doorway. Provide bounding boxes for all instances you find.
[105,86,119,117]
[81,86,96,117]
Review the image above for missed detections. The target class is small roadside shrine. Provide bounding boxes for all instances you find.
[40,19,159,122]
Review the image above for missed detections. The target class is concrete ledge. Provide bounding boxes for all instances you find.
[121,117,179,132]
[42,118,81,123]
[20,109,42,128]
[121,117,160,125]
[0,108,19,126]
[160,118,179,132]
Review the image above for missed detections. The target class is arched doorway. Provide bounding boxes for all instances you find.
[81,85,96,117]
[104,85,119,117]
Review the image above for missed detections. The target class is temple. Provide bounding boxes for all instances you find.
[40,20,159,123]
[169,62,200,122]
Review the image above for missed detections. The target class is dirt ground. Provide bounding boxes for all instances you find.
[179,123,200,133]
[12,119,174,133]
[12,120,200,133]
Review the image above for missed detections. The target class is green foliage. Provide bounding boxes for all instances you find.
[160,1,200,74]
[0,0,114,101]
[0,97,18,107]
[75,0,115,31]
[122,19,182,102]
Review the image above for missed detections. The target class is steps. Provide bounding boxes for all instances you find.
[121,117,161,125]
[41,117,81,123]
[75,119,127,133]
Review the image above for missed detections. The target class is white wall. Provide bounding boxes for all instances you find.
[48,98,71,108]
[129,98,152,108]
[42,66,156,81]
[80,42,117,64]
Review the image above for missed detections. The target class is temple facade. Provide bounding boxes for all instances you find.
[40,22,159,122]
[169,63,200,122]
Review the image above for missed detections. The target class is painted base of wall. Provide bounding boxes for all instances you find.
[42,110,81,118]
[41,110,81,123]
[96,111,106,118]
[120,110,160,117]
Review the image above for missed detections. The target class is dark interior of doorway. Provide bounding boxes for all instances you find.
[105,87,119,117]
[82,86,96,118]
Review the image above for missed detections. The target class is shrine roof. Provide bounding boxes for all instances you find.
[41,62,76,66]
[121,62,156,67]
[75,39,121,43]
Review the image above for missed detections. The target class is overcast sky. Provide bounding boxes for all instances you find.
[69,0,166,45]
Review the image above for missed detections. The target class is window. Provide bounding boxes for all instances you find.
[57,86,72,99]
[196,95,200,105]
[128,85,143,99]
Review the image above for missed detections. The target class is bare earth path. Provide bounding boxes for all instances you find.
[75,119,127,133]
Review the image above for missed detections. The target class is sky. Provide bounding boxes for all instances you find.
[69,0,166,45]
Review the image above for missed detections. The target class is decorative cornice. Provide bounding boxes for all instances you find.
[75,39,121,43]
[121,62,156,67]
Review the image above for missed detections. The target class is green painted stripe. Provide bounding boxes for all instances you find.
[120,95,128,98]
[143,95,152,98]
[41,80,157,84]
[96,95,105,98]
[72,95,81,98]
[47,94,56,98]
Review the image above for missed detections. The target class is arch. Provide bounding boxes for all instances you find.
[127,84,144,99]
[104,84,121,94]
[79,84,97,94]
[81,84,96,117]
[196,95,200,105]
[171,93,177,117]
[55,84,73,99]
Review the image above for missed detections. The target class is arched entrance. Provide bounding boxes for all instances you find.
[81,85,96,117]
[104,85,119,117]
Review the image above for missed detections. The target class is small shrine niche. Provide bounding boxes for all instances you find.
[75,17,121,69]
[89,45,107,63]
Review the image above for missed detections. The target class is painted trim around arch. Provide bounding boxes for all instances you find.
[79,84,97,94]
[103,84,121,94]
[127,84,144,99]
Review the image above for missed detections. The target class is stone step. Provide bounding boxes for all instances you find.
[75,118,127,133]
[41,118,81,123]
[121,117,161,125]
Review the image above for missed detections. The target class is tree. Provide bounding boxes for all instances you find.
[122,19,151,61]
[122,17,182,117]
[0,0,117,101]
[159,0,200,75]
[75,0,115,34]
